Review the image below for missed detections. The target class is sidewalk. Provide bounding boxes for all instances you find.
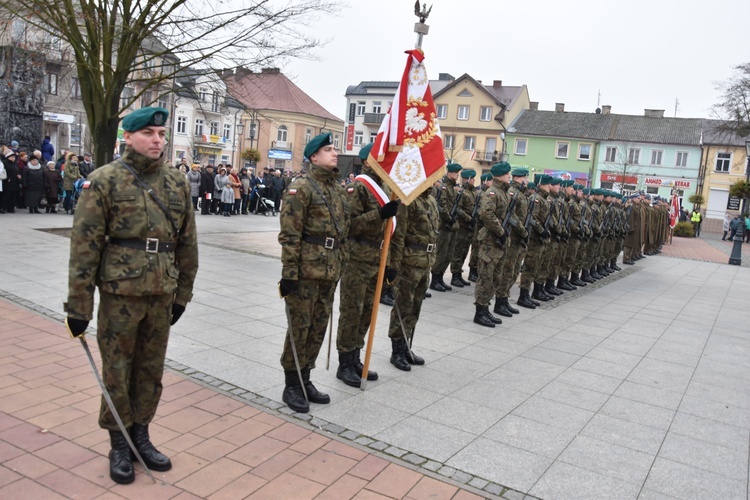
[659,231,750,266]
[0,297,487,499]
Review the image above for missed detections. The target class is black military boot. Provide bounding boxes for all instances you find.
[282,370,309,413]
[557,276,574,291]
[493,299,513,318]
[430,274,447,292]
[598,264,610,276]
[353,348,378,381]
[610,260,621,271]
[439,275,453,291]
[564,275,577,290]
[503,297,520,314]
[405,344,425,365]
[589,266,601,280]
[517,289,537,309]
[473,304,495,328]
[380,285,395,306]
[486,305,503,324]
[570,272,587,287]
[336,350,362,388]
[545,278,563,296]
[109,431,135,484]
[532,283,551,301]
[581,269,595,283]
[390,337,411,371]
[468,267,479,282]
[450,272,465,288]
[424,291,432,298]
[130,424,172,471]
[459,273,471,286]
[301,368,330,404]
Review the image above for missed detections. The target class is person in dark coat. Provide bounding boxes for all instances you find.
[199,164,216,215]
[43,161,62,213]
[41,136,55,162]
[1,147,20,213]
[23,156,45,213]
[271,169,285,213]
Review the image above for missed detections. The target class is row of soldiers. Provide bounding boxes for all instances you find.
[426,162,670,328]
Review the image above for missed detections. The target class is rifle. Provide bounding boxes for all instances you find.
[434,178,445,204]
[548,196,562,242]
[599,204,614,238]
[447,184,464,228]
[538,195,554,241]
[469,189,482,230]
[578,204,588,241]
[563,199,574,242]
[499,192,519,245]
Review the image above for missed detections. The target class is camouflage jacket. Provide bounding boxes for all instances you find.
[457,182,476,229]
[589,199,603,236]
[346,170,389,264]
[65,148,199,321]
[533,190,551,238]
[508,181,530,239]
[477,179,509,249]
[436,176,459,230]
[389,190,438,270]
[569,196,583,236]
[279,164,350,281]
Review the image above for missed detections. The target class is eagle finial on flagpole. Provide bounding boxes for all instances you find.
[413,2,432,48]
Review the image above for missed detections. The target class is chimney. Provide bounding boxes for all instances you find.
[602,105,611,115]
[438,73,455,81]
[261,67,281,74]
[529,101,539,111]
[644,109,664,118]
[555,103,565,113]
[234,67,253,77]
[493,80,502,88]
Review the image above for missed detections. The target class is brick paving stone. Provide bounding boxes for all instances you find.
[152,451,209,484]
[174,457,251,498]
[34,439,98,469]
[289,431,331,454]
[12,401,61,421]
[406,475,460,499]
[0,440,26,462]
[365,463,422,498]
[186,436,240,462]
[160,433,206,455]
[266,421,312,444]
[452,489,486,499]
[248,448,307,481]
[246,470,326,499]
[289,448,359,485]
[322,439,369,461]
[157,406,220,434]
[193,394,246,416]
[316,473,369,500]
[0,465,22,488]
[37,468,107,500]
[3,452,58,479]
[0,422,62,452]
[0,476,66,499]
[28,405,89,431]
[349,454,390,481]
[68,456,116,489]
[226,435,289,467]
[207,472,267,500]
[213,418,277,447]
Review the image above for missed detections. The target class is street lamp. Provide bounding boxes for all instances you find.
[728,140,750,265]
[745,140,750,215]
[236,121,245,167]
[499,132,509,163]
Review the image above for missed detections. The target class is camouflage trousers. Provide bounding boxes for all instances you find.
[468,226,480,269]
[96,292,173,430]
[520,239,546,289]
[336,261,378,353]
[474,242,505,306]
[497,238,525,299]
[388,265,430,341]
[450,226,473,273]
[432,227,457,276]
[541,239,559,280]
[576,239,590,271]
[564,238,581,274]
[280,279,337,371]
[585,237,602,268]
[546,240,564,280]
[614,238,623,262]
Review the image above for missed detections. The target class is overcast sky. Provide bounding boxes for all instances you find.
[286,0,749,122]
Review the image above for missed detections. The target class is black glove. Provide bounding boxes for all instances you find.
[170,304,185,325]
[279,278,298,298]
[540,229,550,239]
[385,267,398,285]
[378,200,399,220]
[66,317,89,339]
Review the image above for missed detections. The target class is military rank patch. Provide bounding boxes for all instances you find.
[82,181,92,189]
[288,188,297,195]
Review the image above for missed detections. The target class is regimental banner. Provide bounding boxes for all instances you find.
[369,49,445,205]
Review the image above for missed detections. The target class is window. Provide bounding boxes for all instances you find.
[464,136,475,150]
[514,138,527,155]
[177,116,187,134]
[676,151,689,167]
[221,155,230,164]
[210,121,219,136]
[46,73,58,95]
[646,186,659,194]
[436,104,447,119]
[199,87,208,102]
[333,135,340,149]
[715,152,731,172]
[354,131,363,146]
[623,183,636,192]
[479,106,492,121]
[556,141,569,159]
[140,90,152,108]
[72,77,81,99]
[277,125,288,142]
[457,105,469,121]
[372,101,382,114]
[627,148,640,164]
[223,123,232,140]
[70,125,82,146]
[578,143,592,160]
[605,146,617,162]
[158,96,168,109]
[305,128,312,144]
[650,149,663,166]
[120,87,134,108]
[194,119,204,136]
[211,93,221,113]
[356,101,366,116]
[370,132,377,143]
[443,135,455,149]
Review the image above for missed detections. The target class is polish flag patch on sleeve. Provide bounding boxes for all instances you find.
[347,187,355,193]
[288,188,297,195]
[82,181,92,189]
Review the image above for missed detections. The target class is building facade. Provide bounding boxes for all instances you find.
[699,120,749,223]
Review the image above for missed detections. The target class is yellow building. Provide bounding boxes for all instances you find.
[433,74,530,172]
[699,120,750,230]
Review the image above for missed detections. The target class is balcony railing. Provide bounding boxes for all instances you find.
[363,113,386,126]
[473,150,499,163]
[271,140,292,150]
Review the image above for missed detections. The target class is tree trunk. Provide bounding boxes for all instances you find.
[92,117,121,168]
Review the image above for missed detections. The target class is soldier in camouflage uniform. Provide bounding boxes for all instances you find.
[493,168,530,317]
[467,173,492,282]
[524,175,554,303]
[64,107,198,484]
[542,177,565,297]
[556,180,579,290]
[430,163,462,292]
[566,184,588,287]
[335,143,398,387]
[450,169,476,287]
[388,188,439,370]
[278,133,350,413]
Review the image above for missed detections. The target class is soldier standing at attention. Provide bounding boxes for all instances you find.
[335,143,398,387]
[450,169,476,288]
[430,163,462,292]
[473,162,512,328]
[278,133,350,413]
[467,173,493,282]
[525,175,554,304]
[64,107,198,484]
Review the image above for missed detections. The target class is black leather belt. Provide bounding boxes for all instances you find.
[301,234,340,250]
[108,237,177,253]
[350,236,383,249]
[405,241,435,253]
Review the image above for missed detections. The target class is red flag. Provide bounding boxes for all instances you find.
[369,49,446,205]
[669,194,679,228]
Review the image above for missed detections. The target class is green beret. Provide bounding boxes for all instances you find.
[538,174,552,186]
[490,162,511,176]
[461,169,476,179]
[526,181,536,190]
[446,163,462,173]
[304,132,333,159]
[122,107,169,132]
[480,173,492,182]
[572,183,583,190]
[511,167,529,177]
[550,177,562,186]
[358,143,373,161]
[561,179,574,187]
[533,174,541,184]
[582,188,591,195]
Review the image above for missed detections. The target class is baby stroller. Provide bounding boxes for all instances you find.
[251,183,276,216]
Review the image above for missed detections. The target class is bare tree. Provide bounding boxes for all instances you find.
[712,62,750,138]
[0,0,339,168]
[601,142,643,195]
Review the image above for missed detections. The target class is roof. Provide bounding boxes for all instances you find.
[700,119,749,147]
[345,79,452,97]
[509,110,703,145]
[226,69,342,123]
[433,73,510,110]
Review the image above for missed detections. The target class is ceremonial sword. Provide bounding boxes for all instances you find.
[282,297,309,403]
